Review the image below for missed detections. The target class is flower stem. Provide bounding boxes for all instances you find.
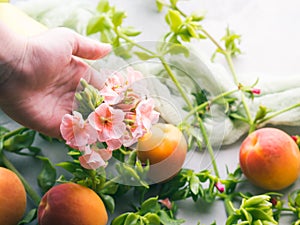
[183,89,238,121]
[117,30,220,177]
[0,152,41,206]
[3,126,28,139]
[259,102,300,124]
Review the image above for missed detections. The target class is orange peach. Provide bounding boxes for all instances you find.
[239,127,300,191]
[38,183,108,225]
[137,123,187,183]
[0,167,26,225]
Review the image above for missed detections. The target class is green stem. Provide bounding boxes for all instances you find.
[201,28,254,132]
[117,30,220,177]
[100,176,120,190]
[258,102,300,125]
[0,152,41,206]
[183,89,238,121]
[224,196,236,216]
[197,116,219,177]
[3,127,28,139]
[224,52,254,133]
[117,31,157,56]
[159,56,193,109]
[200,28,226,56]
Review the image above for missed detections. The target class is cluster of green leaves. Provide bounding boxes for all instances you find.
[0,125,58,224]
[87,0,141,58]
[288,190,300,224]
[57,147,150,214]
[226,194,279,225]
[111,197,184,225]
[156,0,241,60]
[159,167,243,203]
[156,0,206,44]
[0,126,57,195]
[75,78,104,119]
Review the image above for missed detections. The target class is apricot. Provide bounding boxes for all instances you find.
[0,167,26,225]
[239,127,300,191]
[38,182,108,225]
[137,123,187,183]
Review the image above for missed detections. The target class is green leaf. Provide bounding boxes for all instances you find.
[170,0,178,7]
[144,213,161,225]
[17,208,37,225]
[140,197,160,215]
[156,0,165,12]
[187,24,198,38]
[3,130,35,152]
[97,0,110,13]
[112,213,130,225]
[36,156,57,193]
[56,161,82,174]
[101,29,115,44]
[112,10,127,27]
[179,28,191,42]
[248,209,277,223]
[100,180,119,195]
[165,44,189,57]
[254,105,269,122]
[124,213,140,225]
[134,51,156,60]
[99,193,115,214]
[87,15,105,35]
[226,214,240,225]
[190,11,205,21]
[159,210,185,225]
[165,9,182,32]
[190,174,200,195]
[120,26,141,37]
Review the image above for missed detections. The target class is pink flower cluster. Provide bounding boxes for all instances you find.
[60,67,159,170]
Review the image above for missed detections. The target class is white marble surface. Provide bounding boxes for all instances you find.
[3,0,300,224]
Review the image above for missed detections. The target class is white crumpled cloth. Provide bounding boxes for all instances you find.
[16,0,300,146]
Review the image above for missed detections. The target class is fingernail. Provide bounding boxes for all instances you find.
[98,43,112,58]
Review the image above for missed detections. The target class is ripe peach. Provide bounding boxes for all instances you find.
[239,127,300,191]
[137,123,187,183]
[0,167,26,225]
[38,183,108,225]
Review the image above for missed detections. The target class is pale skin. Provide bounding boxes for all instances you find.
[0,22,111,138]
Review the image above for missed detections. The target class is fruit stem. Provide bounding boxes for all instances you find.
[0,152,41,206]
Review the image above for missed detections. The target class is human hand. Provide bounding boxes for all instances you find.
[0,26,111,138]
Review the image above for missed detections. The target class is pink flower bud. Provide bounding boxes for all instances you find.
[251,88,261,95]
[291,135,298,143]
[270,197,278,207]
[159,198,172,210]
[215,181,225,193]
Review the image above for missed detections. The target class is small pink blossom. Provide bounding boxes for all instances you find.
[99,72,127,105]
[106,138,123,150]
[115,92,141,112]
[79,145,113,170]
[88,103,126,142]
[60,111,97,149]
[99,85,122,105]
[215,181,225,193]
[126,67,143,85]
[251,88,261,95]
[136,99,160,131]
[159,198,172,210]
